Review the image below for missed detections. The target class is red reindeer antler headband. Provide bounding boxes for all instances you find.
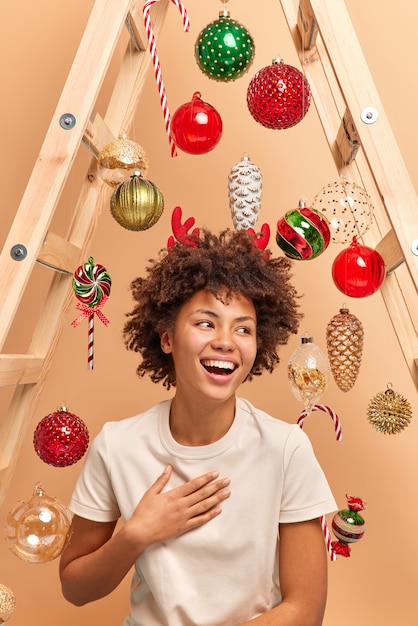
[167,206,270,255]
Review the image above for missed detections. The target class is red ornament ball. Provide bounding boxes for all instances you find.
[332,236,386,297]
[276,204,330,260]
[247,58,311,129]
[171,92,223,154]
[33,406,89,467]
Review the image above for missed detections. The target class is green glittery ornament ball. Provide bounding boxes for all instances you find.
[195,11,255,82]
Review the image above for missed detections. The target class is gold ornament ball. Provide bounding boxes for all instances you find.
[110,174,164,231]
[5,483,73,563]
[97,134,149,187]
[367,384,412,435]
[0,584,16,624]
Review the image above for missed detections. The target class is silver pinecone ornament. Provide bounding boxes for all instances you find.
[326,306,364,392]
[228,154,262,230]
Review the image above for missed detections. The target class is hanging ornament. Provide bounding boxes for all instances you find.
[247,58,311,129]
[110,173,164,230]
[195,10,255,82]
[71,256,111,370]
[97,134,149,187]
[312,177,374,244]
[228,154,262,230]
[367,383,412,435]
[326,306,364,392]
[0,584,16,624]
[332,236,386,297]
[288,334,330,413]
[33,403,89,467]
[171,92,223,154]
[276,200,331,260]
[331,495,366,557]
[5,483,73,563]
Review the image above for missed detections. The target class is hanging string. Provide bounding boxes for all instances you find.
[143,0,190,157]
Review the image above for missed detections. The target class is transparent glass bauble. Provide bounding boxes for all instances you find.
[312,177,374,244]
[288,335,330,412]
[5,483,73,563]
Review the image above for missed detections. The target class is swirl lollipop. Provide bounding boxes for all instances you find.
[71,256,111,369]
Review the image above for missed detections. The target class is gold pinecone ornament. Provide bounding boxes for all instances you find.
[326,306,364,392]
[367,383,413,435]
[228,154,262,230]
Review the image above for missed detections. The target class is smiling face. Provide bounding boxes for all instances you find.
[160,289,257,407]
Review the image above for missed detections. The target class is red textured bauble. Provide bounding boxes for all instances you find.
[332,236,386,297]
[247,58,311,129]
[33,406,89,467]
[171,92,223,154]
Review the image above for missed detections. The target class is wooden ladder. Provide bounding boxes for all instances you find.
[282,0,418,381]
[0,0,169,511]
[0,0,417,512]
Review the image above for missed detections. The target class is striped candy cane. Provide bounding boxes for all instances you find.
[88,313,94,370]
[143,0,190,157]
[297,404,342,561]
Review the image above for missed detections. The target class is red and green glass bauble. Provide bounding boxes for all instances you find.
[276,201,330,260]
[195,11,255,82]
[247,58,311,129]
[171,92,223,154]
[332,236,386,297]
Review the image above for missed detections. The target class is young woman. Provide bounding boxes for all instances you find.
[60,226,336,626]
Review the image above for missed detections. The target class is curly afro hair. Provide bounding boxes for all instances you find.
[123,228,302,388]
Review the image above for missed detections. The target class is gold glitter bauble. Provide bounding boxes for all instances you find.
[326,306,364,392]
[110,174,164,231]
[97,134,149,187]
[367,384,412,435]
[0,584,16,624]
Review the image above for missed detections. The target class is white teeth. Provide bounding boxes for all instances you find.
[202,360,235,371]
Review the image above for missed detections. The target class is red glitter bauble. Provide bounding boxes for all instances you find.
[332,236,386,297]
[247,58,311,129]
[33,406,89,467]
[171,91,223,154]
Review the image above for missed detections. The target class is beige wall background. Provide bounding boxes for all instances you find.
[1,1,417,625]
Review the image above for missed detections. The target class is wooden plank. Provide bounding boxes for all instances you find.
[38,231,81,274]
[0,355,43,386]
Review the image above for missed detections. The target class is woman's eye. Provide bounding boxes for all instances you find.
[237,326,251,334]
[198,320,213,328]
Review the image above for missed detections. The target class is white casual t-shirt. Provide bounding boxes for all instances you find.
[69,397,337,626]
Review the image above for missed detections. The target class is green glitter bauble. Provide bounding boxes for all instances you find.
[195,12,255,82]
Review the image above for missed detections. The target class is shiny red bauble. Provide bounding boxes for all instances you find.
[171,92,223,154]
[33,406,89,467]
[247,58,311,129]
[332,236,386,297]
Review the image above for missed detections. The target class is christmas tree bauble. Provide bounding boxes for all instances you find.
[171,92,222,154]
[331,495,366,557]
[97,134,149,187]
[33,404,89,467]
[0,583,15,624]
[288,335,330,413]
[6,483,73,563]
[326,307,364,392]
[367,383,412,435]
[312,178,374,244]
[276,202,330,260]
[110,173,164,230]
[195,11,254,82]
[247,58,311,129]
[332,236,386,297]
[228,154,262,230]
